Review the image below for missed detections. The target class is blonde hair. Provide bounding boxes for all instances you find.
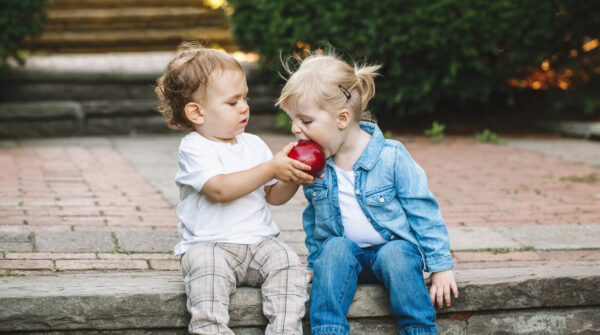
[155,43,244,130]
[276,51,381,122]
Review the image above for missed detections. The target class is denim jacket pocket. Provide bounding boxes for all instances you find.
[364,186,405,222]
[309,187,333,223]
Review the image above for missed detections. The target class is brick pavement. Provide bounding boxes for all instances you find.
[1,134,599,276]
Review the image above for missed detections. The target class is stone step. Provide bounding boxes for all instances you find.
[1,266,598,334]
[0,100,279,138]
[26,27,235,53]
[44,7,227,32]
[0,61,276,102]
[0,55,279,137]
[49,0,208,9]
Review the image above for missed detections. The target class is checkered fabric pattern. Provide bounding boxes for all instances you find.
[181,237,309,335]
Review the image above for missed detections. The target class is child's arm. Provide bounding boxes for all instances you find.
[202,143,313,203]
[428,269,459,308]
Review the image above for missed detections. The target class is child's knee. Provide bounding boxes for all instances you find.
[375,240,423,272]
[319,237,357,259]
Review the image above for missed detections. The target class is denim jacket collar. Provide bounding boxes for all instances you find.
[326,121,385,171]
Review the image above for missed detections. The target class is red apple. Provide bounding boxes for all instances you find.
[287,140,326,177]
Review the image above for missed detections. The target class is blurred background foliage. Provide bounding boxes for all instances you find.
[0,0,49,71]
[226,0,600,127]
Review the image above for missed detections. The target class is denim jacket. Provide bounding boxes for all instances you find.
[302,122,454,273]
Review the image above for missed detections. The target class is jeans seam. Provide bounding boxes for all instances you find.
[337,260,358,311]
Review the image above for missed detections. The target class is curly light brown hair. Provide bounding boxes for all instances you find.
[155,43,244,130]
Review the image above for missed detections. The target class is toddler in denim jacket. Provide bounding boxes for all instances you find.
[276,51,458,335]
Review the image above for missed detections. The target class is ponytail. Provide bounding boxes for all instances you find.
[354,63,381,122]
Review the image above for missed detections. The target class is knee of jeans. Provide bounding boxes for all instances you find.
[314,237,358,267]
[375,240,422,271]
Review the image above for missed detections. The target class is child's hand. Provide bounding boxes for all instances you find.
[428,269,459,308]
[271,143,314,185]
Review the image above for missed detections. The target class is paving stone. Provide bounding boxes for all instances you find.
[496,224,600,250]
[277,230,306,243]
[270,203,305,231]
[0,232,33,252]
[467,307,600,334]
[35,231,115,252]
[114,231,180,253]
[452,251,542,262]
[507,137,600,168]
[0,259,53,270]
[55,259,148,271]
[448,227,521,251]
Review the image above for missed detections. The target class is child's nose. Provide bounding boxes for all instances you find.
[239,100,249,113]
[291,121,308,140]
[291,120,301,135]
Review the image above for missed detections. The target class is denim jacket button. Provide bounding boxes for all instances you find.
[390,235,396,240]
[355,189,360,195]
[379,197,384,203]
[312,192,317,197]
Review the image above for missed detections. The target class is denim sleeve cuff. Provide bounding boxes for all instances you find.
[425,254,454,273]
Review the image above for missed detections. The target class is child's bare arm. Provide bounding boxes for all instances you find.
[265,142,315,205]
[202,143,313,203]
[428,269,459,308]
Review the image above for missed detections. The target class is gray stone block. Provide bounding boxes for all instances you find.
[0,232,33,252]
[0,120,80,138]
[496,224,600,250]
[0,101,84,121]
[35,231,115,252]
[115,231,180,253]
[467,308,600,334]
[448,227,521,251]
[85,115,170,135]
[2,266,598,333]
[81,99,158,116]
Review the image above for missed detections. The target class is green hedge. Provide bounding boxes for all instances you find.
[227,0,600,117]
[0,0,48,70]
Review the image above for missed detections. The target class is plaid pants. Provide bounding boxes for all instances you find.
[181,237,308,335]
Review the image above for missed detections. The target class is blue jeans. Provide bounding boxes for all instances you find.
[310,237,438,335]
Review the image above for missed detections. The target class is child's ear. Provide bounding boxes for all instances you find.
[335,108,351,130]
[184,102,204,125]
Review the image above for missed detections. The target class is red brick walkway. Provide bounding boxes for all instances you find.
[1,135,599,276]
[0,144,179,275]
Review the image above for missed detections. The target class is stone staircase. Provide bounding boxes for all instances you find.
[26,0,235,53]
[0,52,279,138]
[2,267,599,334]
[0,0,278,138]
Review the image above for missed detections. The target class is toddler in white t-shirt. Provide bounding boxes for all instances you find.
[155,43,314,335]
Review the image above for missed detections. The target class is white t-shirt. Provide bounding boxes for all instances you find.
[173,131,278,255]
[334,165,387,248]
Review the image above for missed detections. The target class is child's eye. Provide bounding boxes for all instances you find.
[228,97,249,106]
[301,120,312,125]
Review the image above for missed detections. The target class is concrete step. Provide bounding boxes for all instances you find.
[49,0,209,9]
[0,56,279,137]
[44,7,226,32]
[26,27,235,53]
[1,266,599,334]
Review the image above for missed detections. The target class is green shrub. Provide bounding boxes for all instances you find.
[475,129,505,144]
[276,110,292,134]
[424,121,446,144]
[0,0,49,70]
[226,0,600,118]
